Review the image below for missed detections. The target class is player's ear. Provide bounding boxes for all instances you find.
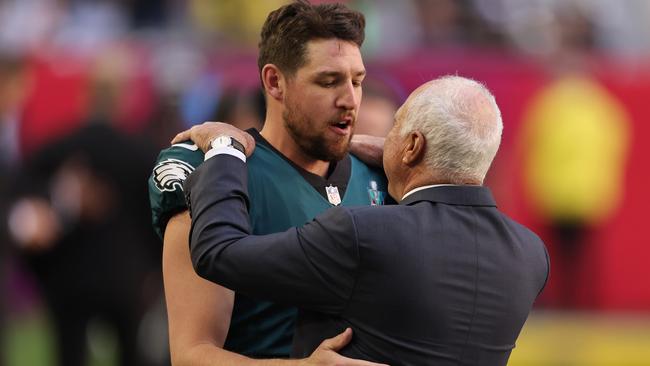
[262,64,284,101]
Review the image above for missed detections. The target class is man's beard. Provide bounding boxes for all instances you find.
[283,100,352,162]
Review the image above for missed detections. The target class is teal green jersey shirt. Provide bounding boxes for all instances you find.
[148,131,388,357]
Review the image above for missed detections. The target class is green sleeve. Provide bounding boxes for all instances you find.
[148,142,205,239]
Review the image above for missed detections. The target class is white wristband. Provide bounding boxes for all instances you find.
[205,146,247,162]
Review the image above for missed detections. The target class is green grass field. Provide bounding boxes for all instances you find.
[4,309,650,365]
[3,307,117,366]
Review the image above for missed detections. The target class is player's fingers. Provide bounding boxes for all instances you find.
[320,328,353,351]
[243,132,256,157]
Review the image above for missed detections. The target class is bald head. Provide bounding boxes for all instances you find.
[396,75,503,184]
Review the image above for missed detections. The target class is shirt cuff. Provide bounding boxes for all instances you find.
[205,146,247,162]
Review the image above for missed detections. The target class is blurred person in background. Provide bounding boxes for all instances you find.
[149,1,390,364]
[187,0,287,46]
[474,0,650,59]
[349,76,401,168]
[212,88,266,132]
[6,48,162,366]
[412,0,504,48]
[0,53,32,366]
[353,76,402,138]
[520,3,630,308]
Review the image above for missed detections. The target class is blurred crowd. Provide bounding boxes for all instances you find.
[0,0,648,365]
[3,0,650,57]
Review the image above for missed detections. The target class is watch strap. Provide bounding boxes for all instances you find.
[206,135,247,162]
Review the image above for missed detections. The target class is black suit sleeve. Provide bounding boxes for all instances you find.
[185,154,359,315]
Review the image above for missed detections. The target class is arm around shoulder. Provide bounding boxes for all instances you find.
[187,154,361,313]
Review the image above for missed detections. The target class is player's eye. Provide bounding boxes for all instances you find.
[319,80,337,88]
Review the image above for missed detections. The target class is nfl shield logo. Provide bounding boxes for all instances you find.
[326,185,342,206]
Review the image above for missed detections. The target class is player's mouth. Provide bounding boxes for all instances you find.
[329,117,353,136]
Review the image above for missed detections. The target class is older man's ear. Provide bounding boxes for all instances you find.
[402,131,425,166]
[348,131,424,169]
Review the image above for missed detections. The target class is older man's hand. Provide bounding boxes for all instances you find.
[171,121,256,158]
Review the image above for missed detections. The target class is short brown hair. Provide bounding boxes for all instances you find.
[258,0,365,78]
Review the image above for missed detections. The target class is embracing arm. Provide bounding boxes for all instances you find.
[163,185,383,366]
[349,134,385,168]
[170,122,384,169]
[186,155,360,314]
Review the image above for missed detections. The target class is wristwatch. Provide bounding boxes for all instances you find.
[210,135,246,155]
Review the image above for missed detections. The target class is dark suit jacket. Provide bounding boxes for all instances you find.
[185,155,549,366]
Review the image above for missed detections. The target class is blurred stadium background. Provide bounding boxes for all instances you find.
[1,0,650,365]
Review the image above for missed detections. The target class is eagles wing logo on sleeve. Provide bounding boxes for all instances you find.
[153,159,195,192]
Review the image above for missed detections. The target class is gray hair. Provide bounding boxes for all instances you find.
[398,75,503,184]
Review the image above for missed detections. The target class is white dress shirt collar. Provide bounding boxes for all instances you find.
[401,184,459,201]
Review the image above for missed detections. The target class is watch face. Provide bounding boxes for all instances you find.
[212,135,232,148]
[210,135,244,154]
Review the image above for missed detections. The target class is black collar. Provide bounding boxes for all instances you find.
[399,185,497,207]
[247,129,352,199]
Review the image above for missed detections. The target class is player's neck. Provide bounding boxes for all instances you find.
[260,120,331,178]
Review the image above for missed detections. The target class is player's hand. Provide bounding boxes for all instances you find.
[350,135,385,168]
[171,121,256,157]
[301,328,389,366]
